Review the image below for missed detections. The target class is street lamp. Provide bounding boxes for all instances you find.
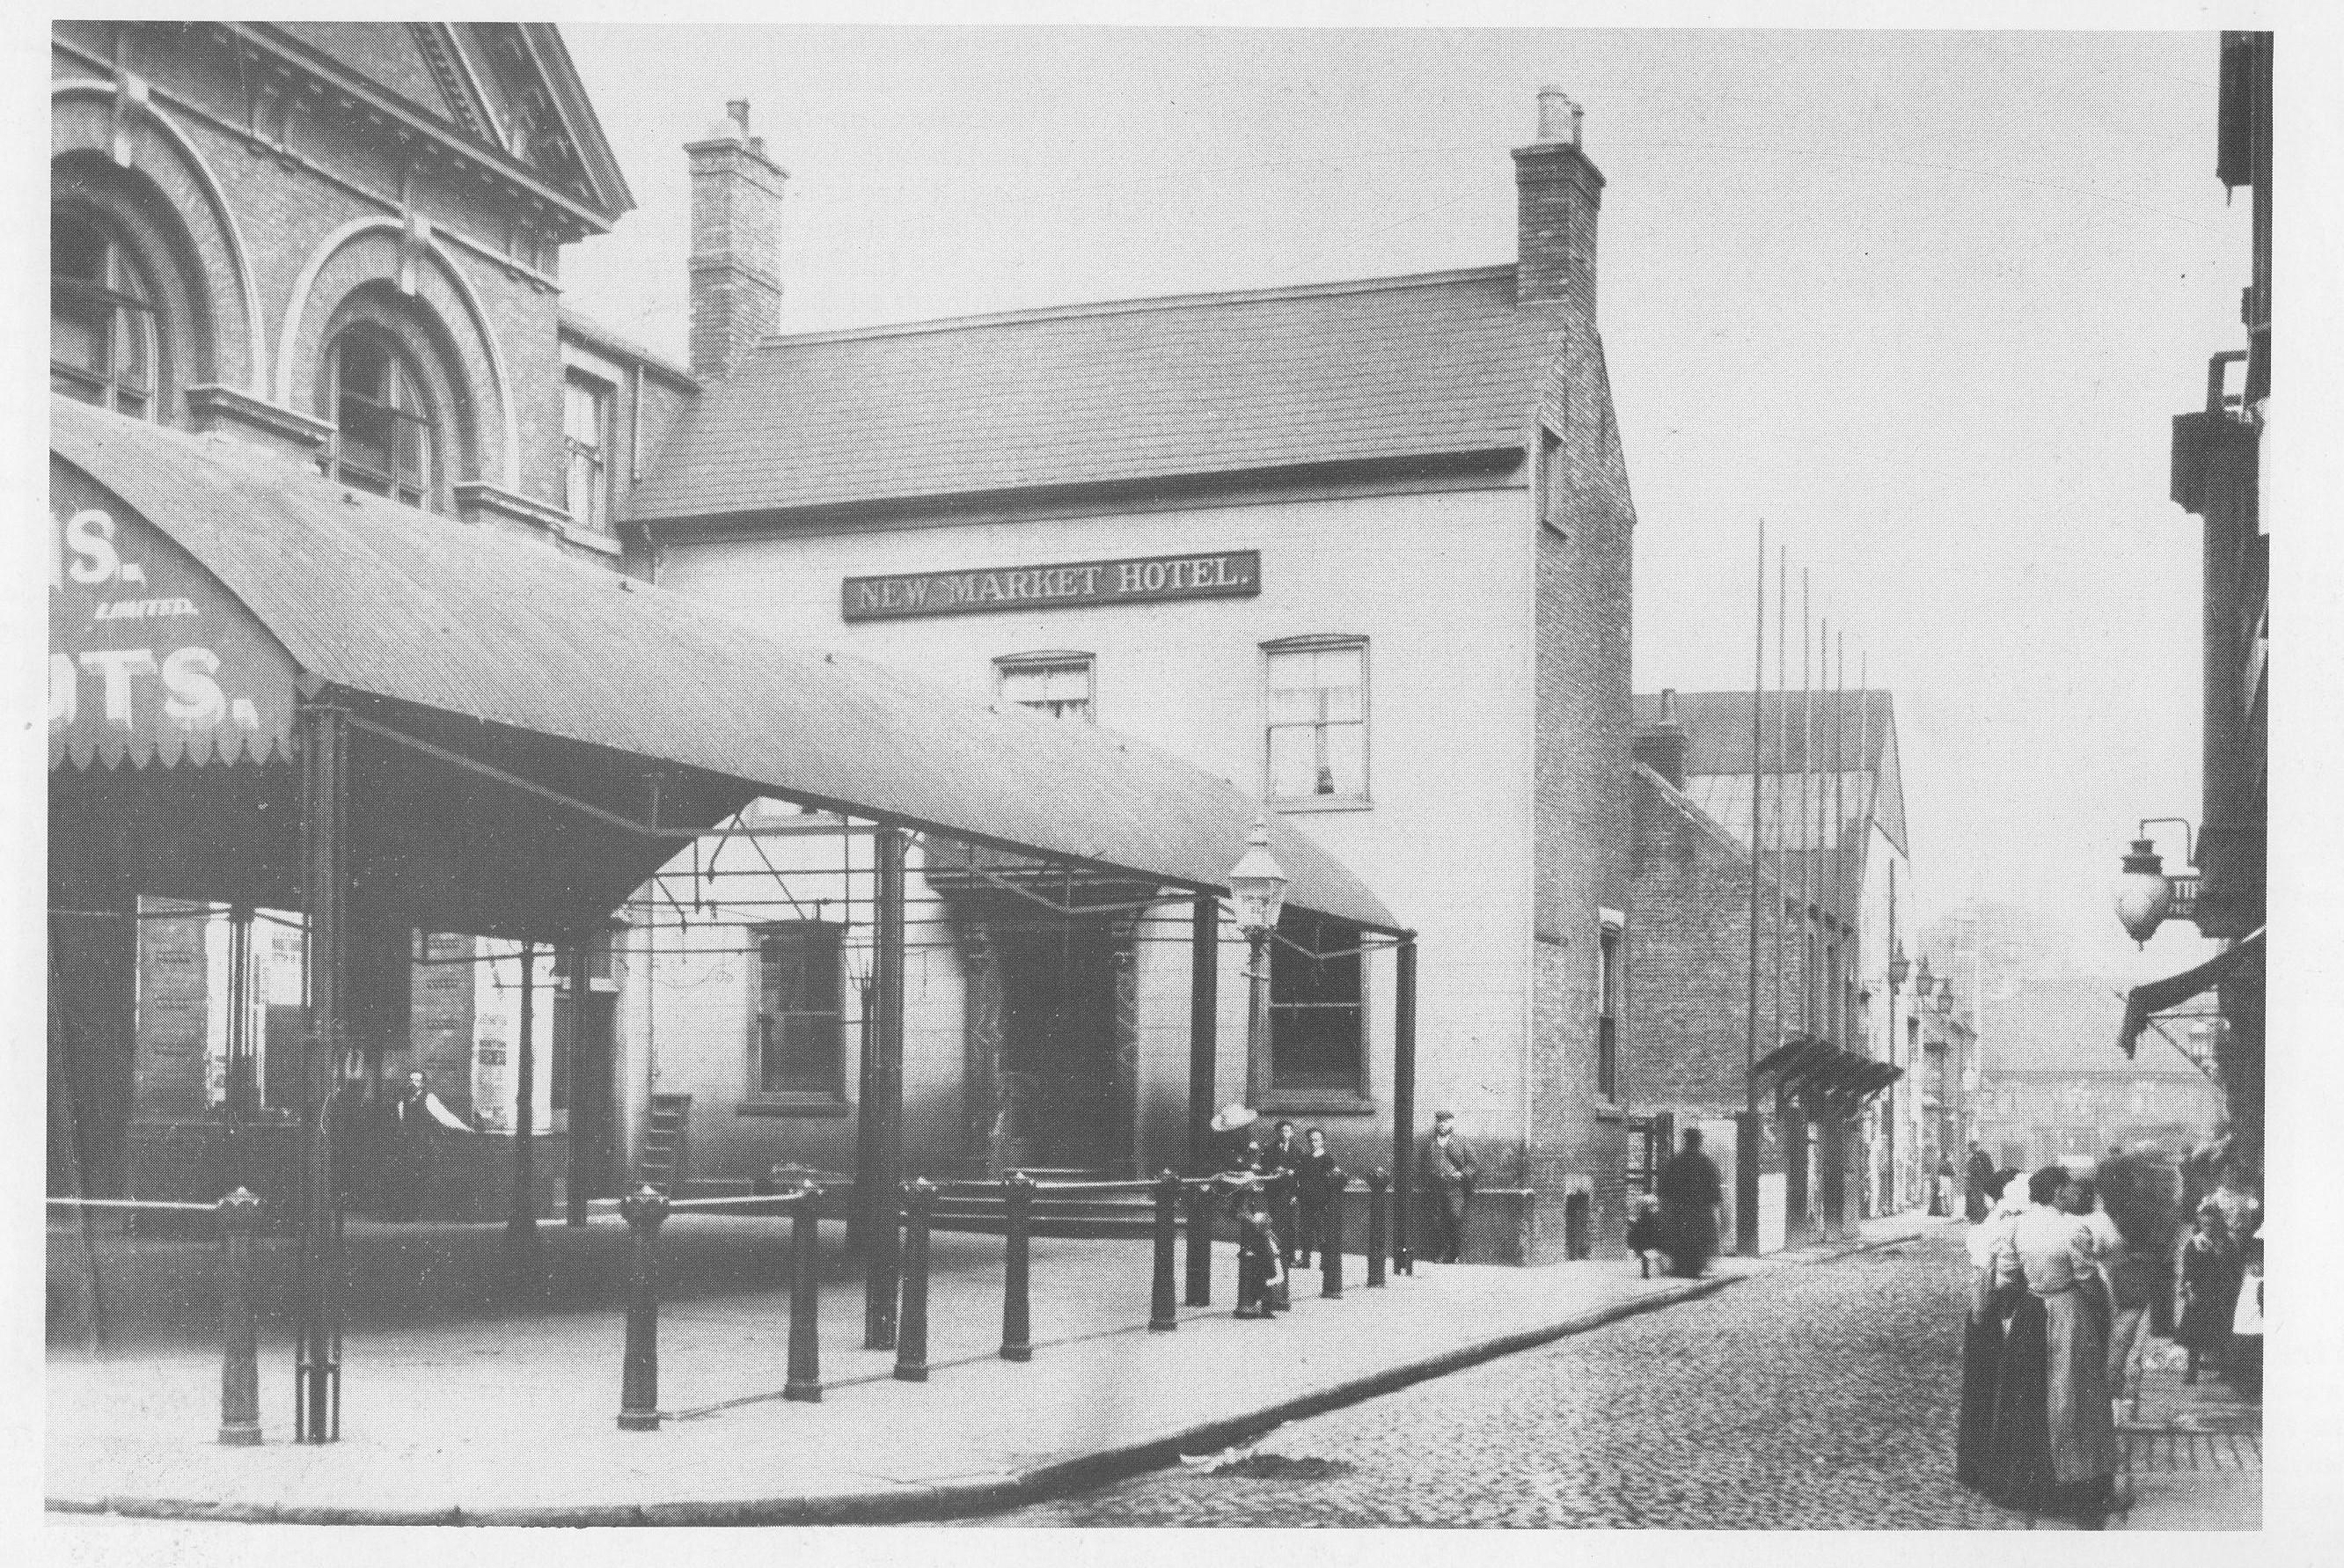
[2113,817,2195,947]
[1935,978,1955,1016]
[1888,943,1910,990]
[1228,814,1288,1088]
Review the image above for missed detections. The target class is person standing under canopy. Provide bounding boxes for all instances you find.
[1656,1127,1724,1279]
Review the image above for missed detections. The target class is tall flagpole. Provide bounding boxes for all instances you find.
[1856,650,1872,1044]
[1800,580,1813,1037]
[1740,521,1765,1258]
[1772,546,1786,1053]
[1835,628,1847,1043]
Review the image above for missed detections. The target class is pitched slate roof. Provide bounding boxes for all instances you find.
[630,265,1553,523]
[1637,690,1908,856]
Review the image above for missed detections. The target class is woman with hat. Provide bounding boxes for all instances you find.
[1208,1103,1261,1175]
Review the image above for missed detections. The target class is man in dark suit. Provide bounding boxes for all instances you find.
[1964,1143,1996,1223]
[1417,1110,1477,1264]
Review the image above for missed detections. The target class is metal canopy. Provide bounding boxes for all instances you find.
[2118,928,2262,1059]
[49,397,1399,934]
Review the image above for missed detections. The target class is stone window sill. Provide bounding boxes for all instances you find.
[1260,1091,1377,1117]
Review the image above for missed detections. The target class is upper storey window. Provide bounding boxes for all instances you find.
[996,652,1095,722]
[563,373,612,531]
[52,215,157,419]
[1264,637,1369,806]
[326,330,436,509]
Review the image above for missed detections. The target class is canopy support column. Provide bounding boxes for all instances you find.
[225,905,255,1187]
[564,935,591,1227]
[295,700,348,1444]
[1783,1089,1812,1247]
[509,942,539,1254]
[1391,934,1417,1277]
[861,824,906,1351]
[1188,896,1218,1175]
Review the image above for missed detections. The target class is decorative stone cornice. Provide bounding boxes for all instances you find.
[185,385,335,456]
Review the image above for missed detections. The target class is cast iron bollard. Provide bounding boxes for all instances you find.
[1366,1169,1388,1288]
[1183,1179,1212,1306]
[785,1182,824,1402]
[1149,1169,1182,1331]
[617,1184,670,1431]
[1321,1168,1347,1300]
[1000,1170,1035,1362]
[895,1178,934,1382]
[1271,1169,1294,1310]
[217,1187,264,1446]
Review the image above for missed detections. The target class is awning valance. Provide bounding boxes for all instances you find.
[2118,929,2263,1059]
[48,397,1398,933]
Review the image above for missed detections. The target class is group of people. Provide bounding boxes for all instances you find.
[1953,1148,2263,1528]
[1207,1105,1344,1317]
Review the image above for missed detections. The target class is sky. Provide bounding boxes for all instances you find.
[554,24,2248,992]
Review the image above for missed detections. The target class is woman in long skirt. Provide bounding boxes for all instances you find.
[2174,1209,2237,1383]
[1988,1167,2119,1527]
[1956,1168,2024,1490]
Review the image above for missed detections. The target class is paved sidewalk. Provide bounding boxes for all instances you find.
[47,1210,1945,1525]
[2112,1340,2261,1531]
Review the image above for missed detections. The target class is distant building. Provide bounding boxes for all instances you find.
[1629,687,1915,1247]
[1930,904,2222,1174]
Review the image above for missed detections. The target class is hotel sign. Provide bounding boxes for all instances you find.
[843,549,1260,622]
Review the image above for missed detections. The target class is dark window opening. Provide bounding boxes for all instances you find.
[753,923,845,1098]
[52,214,157,418]
[1597,926,1621,1100]
[1269,911,1363,1093]
[325,328,435,509]
[563,372,612,531]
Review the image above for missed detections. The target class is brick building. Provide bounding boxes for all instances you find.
[1628,688,1917,1249]
[48,21,692,1205]
[615,87,1642,1262]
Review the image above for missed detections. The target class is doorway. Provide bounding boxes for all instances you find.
[996,924,1121,1172]
[553,992,620,1200]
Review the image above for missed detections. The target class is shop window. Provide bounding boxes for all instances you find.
[750,923,845,1100]
[51,213,157,419]
[563,372,612,531]
[1264,636,1368,805]
[995,651,1094,721]
[1269,911,1363,1093]
[1597,923,1622,1101]
[324,328,436,509]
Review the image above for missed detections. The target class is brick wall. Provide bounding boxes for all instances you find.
[1630,764,1821,1118]
[1526,313,1636,1258]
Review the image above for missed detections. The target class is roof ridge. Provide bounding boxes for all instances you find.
[756,264,1522,349]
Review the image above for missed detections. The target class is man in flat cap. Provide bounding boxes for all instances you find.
[1417,1110,1478,1264]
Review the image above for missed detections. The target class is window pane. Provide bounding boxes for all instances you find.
[1267,724,1317,797]
[1320,722,1365,796]
[564,377,605,446]
[394,414,426,488]
[54,220,104,283]
[340,399,393,478]
[340,336,389,402]
[1270,914,1363,1091]
[51,297,106,377]
[114,304,150,385]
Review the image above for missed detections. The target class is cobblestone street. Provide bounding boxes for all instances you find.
[964,1230,2245,1528]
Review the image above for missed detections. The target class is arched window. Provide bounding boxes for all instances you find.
[52,213,158,418]
[324,327,436,509]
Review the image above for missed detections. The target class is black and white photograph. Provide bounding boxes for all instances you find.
[27,4,2325,1546]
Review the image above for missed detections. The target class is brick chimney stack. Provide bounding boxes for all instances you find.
[1635,687,1688,789]
[1512,85,1604,316]
[686,99,787,381]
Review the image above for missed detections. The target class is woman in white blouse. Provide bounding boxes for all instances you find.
[1985,1166,2118,1527]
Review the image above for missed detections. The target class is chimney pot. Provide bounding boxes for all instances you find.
[728,99,751,135]
[1659,687,1679,725]
[1536,85,1582,146]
